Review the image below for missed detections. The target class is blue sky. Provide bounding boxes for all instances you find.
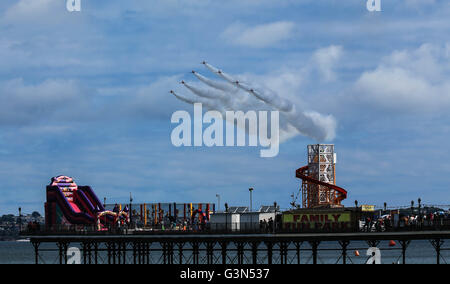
[0,0,449,214]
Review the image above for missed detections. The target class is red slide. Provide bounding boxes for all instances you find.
[296,166,347,204]
[68,201,81,213]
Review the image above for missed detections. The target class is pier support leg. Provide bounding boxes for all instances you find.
[431,239,444,264]
[162,242,167,264]
[82,242,92,264]
[178,242,184,264]
[116,243,121,264]
[192,242,199,264]
[146,242,150,264]
[107,242,111,264]
[133,242,137,264]
[295,242,302,264]
[398,240,410,264]
[251,242,259,265]
[279,242,288,264]
[265,241,273,264]
[57,242,69,264]
[94,242,98,264]
[206,241,215,264]
[339,240,350,264]
[168,242,174,264]
[32,241,40,264]
[112,242,117,264]
[237,242,244,265]
[122,242,127,264]
[221,242,228,264]
[309,241,320,265]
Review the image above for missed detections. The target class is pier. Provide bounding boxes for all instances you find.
[28,230,450,264]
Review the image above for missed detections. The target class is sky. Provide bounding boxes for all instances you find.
[0,0,449,214]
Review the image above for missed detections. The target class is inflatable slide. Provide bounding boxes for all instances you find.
[45,175,127,230]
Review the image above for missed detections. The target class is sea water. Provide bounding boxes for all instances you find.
[0,239,448,264]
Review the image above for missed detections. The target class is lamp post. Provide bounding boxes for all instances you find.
[103,197,106,209]
[249,188,254,232]
[384,202,387,213]
[129,192,133,226]
[418,198,422,225]
[249,188,254,212]
[273,201,278,233]
[224,203,229,232]
[216,194,220,212]
[355,200,358,208]
[411,200,414,217]
[18,207,22,232]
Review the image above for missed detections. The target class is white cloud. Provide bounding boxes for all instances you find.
[2,0,62,23]
[221,21,296,48]
[0,78,90,125]
[353,43,450,113]
[312,45,343,82]
[130,75,186,119]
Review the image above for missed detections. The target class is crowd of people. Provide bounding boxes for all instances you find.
[259,218,275,233]
[361,211,450,232]
[130,210,209,232]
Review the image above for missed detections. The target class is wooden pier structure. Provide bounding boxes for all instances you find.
[28,230,450,264]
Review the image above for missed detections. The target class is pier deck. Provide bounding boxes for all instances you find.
[27,230,450,264]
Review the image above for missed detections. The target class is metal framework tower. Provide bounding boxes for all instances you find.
[297,144,346,208]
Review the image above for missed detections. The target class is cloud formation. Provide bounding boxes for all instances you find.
[221,21,296,48]
[353,43,450,113]
[0,78,90,126]
[312,45,343,82]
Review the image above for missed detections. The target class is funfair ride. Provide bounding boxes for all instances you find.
[45,175,129,230]
[295,144,347,208]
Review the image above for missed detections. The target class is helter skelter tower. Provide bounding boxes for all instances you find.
[295,144,347,208]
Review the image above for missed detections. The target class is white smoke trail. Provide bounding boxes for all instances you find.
[238,82,293,113]
[169,91,223,112]
[170,90,296,142]
[182,80,269,113]
[170,62,337,143]
[202,62,336,142]
[203,62,293,113]
[170,90,195,104]
[192,71,238,93]
[182,81,226,100]
[203,62,239,86]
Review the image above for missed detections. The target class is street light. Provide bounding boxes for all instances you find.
[216,194,220,212]
[273,201,278,233]
[418,198,422,224]
[129,192,133,226]
[249,188,254,212]
[249,188,254,232]
[224,203,229,232]
[18,207,22,232]
[411,200,414,216]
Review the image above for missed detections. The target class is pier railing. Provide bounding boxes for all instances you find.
[21,220,450,236]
